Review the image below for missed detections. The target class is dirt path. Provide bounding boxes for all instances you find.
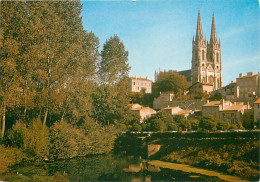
[148,160,247,182]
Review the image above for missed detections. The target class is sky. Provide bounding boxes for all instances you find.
[81,0,260,86]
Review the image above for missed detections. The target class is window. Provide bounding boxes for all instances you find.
[133,82,135,85]
[231,113,234,117]
[202,50,205,60]
[223,113,225,118]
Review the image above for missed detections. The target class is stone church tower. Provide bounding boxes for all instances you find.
[191,10,222,90]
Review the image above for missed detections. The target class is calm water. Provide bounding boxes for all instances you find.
[1,154,223,181]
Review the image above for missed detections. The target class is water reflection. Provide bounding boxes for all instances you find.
[1,154,223,181]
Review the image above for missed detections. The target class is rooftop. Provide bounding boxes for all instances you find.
[220,105,245,111]
[254,98,260,104]
[130,77,152,81]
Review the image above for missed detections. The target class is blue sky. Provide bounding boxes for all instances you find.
[81,0,259,86]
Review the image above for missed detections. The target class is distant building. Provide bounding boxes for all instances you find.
[161,106,194,118]
[162,106,183,115]
[202,99,251,124]
[202,99,233,119]
[189,82,214,95]
[129,104,156,123]
[219,104,251,124]
[153,91,206,110]
[129,77,152,94]
[254,98,260,123]
[211,81,237,100]
[236,72,259,99]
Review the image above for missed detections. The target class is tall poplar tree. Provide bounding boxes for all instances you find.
[92,35,131,126]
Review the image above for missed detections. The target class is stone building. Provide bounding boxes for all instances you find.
[254,98,260,123]
[129,77,152,94]
[202,99,251,124]
[153,91,207,110]
[129,104,156,123]
[219,104,251,124]
[236,72,259,99]
[189,82,214,95]
[191,10,222,91]
[202,99,233,119]
[161,106,194,118]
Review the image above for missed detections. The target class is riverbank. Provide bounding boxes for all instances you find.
[149,160,247,182]
[149,137,259,181]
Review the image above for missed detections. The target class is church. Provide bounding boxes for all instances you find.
[155,10,223,94]
[190,10,222,91]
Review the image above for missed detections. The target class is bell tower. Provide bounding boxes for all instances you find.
[191,10,207,85]
[207,13,222,90]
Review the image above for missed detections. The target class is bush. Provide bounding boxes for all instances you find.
[6,118,49,160]
[0,145,25,173]
[49,120,89,159]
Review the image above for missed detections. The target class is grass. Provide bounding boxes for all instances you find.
[148,160,248,182]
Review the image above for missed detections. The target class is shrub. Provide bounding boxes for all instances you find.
[6,118,49,160]
[49,120,89,159]
[0,145,25,173]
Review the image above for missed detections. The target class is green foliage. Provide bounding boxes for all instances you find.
[242,110,254,129]
[153,71,188,96]
[190,119,199,130]
[216,120,229,130]
[7,118,49,160]
[0,145,25,173]
[199,115,217,132]
[210,92,223,100]
[128,91,154,108]
[99,35,130,84]
[157,138,259,180]
[81,120,117,155]
[167,122,178,131]
[49,120,89,160]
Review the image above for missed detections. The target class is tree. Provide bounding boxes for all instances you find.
[0,1,23,138]
[199,115,217,132]
[242,110,254,129]
[153,71,188,97]
[99,35,130,85]
[92,35,131,127]
[216,120,229,130]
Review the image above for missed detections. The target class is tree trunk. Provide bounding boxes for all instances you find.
[43,109,48,126]
[1,105,6,139]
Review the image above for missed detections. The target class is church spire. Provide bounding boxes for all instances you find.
[210,12,217,43]
[195,9,203,41]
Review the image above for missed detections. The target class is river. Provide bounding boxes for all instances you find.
[1,154,226,181]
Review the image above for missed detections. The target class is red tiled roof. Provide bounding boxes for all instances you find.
[237,75,258,79]
[201,82,213,86]
[203,101,220,106]
[220,105,245,111]
[162,106,179,110]
[254,98,260,104]
[130,77,152,81]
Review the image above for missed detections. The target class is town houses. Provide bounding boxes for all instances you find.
[128,10,260,128]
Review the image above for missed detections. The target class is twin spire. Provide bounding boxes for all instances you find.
[195,9,218,44]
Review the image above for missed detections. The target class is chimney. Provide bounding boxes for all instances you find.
[206,100,210,104]
[234,102,236,106]
[247,102,250,109]
[239,73,243,78]
[247,72,253,76]
[220,99,225,110]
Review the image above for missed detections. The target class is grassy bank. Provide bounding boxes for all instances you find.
[149,137,259,181]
